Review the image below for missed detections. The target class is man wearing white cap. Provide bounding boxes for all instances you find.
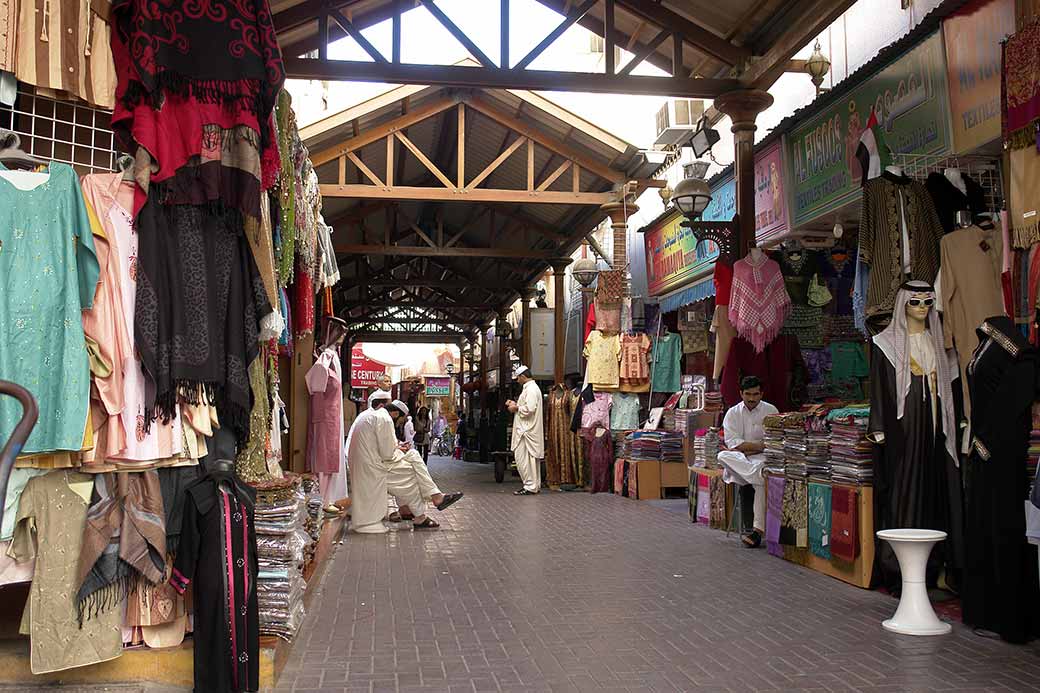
[347,392,438,532]
[506,365,543,495]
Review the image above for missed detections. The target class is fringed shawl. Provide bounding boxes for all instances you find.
[76,471,166,623]
[1003,18,1040,151]
[728,252,791,353]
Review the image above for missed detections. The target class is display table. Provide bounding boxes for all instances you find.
[612,460,690,500]
[765,474,875,589]
[0,515,346,688]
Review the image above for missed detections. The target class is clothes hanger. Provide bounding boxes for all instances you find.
[116,154,135,182]
[0,132,48,170]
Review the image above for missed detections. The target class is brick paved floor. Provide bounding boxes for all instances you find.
[275,456,1040,693]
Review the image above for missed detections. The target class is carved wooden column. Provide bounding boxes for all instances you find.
[600,200,639,294]
[714,89,774,257]
[550,259,572,384]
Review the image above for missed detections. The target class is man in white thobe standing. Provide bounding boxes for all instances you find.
[716,376,778,548]
[506,365,544,496]
[347,392,438,533]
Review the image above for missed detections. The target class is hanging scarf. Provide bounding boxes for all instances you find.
[135,196,261,443]
[275,91,296,286]
[76,471,167,623]
[728,252,791,353]
[1010,147,1040,249]
[111,0,284,143]
[871,282,958,464]
[1003,18,1040,150]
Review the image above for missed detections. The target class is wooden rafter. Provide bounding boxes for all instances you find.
[513,0,597,70]
[333,243,556,259]
[320,184,613,205]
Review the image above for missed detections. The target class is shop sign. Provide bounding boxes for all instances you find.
[349,345,387,388]
[754,140,789,243]
[787,30,952,226]
[643,176,731,297]
[943,0,1015,154]
[425,376,451,397]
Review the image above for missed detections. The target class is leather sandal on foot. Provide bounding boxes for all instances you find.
[435,492,464,511]
[412,518,440,530]
[513,489,538,496]
[388,511,415,522]
[742,530,763,548]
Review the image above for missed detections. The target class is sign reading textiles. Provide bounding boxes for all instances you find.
[349,345,387,388]
[425,377,451,397]
[643,176,732,296]
[754,140,789,244]
[943,0,1015,154]
[787,31,952,226]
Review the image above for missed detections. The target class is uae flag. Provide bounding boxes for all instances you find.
[855,109,889,186]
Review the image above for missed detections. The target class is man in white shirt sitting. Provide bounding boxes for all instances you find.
[717,376,778,548]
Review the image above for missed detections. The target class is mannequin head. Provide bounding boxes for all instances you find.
[905,291,935,334]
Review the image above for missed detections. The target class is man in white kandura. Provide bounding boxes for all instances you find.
[717,376,778,549]
[347,392,440,532]
[506,364,543,496]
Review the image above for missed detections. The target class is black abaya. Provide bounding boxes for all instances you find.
[868,345,959,593]
[962,317,1040,643]
[171,470,260,692]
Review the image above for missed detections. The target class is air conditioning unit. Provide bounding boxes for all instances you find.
[654,98,705,147]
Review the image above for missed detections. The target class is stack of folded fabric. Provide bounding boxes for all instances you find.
[299,474,324,565]
[703,428,720,469]
[252,476,308,642]
[660,433,684,462]
[704,391,724,416]
[826,406,873,485]
[783,413,809,479]
[626,430,684,462]
[763,414,786,476]
[693,429,708,467]
[662,409,677,431]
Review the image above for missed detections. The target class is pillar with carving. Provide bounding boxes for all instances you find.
[713,89,774,257]
[600,200,639,295]
[550,259,572,384]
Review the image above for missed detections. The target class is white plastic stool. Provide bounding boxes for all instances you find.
[876,529,952,636]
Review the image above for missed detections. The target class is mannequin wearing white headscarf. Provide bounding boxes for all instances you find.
[868,280,964,593]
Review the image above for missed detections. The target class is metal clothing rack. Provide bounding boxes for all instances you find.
[888,152,1005,213]
[0,83,120,175]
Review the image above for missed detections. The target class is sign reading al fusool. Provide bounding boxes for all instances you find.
[786,30,952,227]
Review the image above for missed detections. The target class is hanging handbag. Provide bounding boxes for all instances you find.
[596,269,625,303]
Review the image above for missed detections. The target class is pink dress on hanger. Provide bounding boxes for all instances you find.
[306,347,344,474]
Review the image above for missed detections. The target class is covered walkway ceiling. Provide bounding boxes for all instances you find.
[304,80,655,340]
[284,0,859,343]
[273,0,857,96]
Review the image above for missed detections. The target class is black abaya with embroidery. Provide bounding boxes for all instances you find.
[962,318,1040,643]
[868,345,960,593]
[171,470,259,692]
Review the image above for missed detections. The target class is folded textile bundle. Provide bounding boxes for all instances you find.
[251,474,307,642]
[827,411,873,485]
[763,414,786,477]
[625,430,684,462]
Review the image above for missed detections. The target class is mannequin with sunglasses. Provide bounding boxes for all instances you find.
[868,281,965,595]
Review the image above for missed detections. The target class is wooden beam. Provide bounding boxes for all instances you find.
[513,0,598,71]
[619,0,751,67]
[526,137,535,191]
[348,317,470,326]
[456,104,465,188]
[309,94,461,167]
[330,9,388,63]
[496,207,569,242]
[537,160,571,192]
[320,183,614,205]
[337,155,346,185]
[346,151,383,187]
[341,300,496,310]
[392,0,402,63]
[395,130,454,188]
[333,243,556,259]
[345,332,472,344]
[500,0,509,68]
[465,136,527,190]
[283,57,742,100]
[418,0,496,68]
[466,94,626,184]
[605,0,616,75]
[672,32,683,77]
[408,221,437,248]
[619,28,671,76]
[445,207,489,247]
[386,134,394,187]
[740,0,855,89]
[365,278,524,290]
[274,0,359,34]
[318,14,329,61]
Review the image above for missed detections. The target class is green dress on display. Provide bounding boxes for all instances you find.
[0,163,98,454]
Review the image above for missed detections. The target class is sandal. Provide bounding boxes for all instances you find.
[513,489,539,496]
[388,511,415,522]
[435,492,464,511]
[742,530,763,548]
[413,517,440,530]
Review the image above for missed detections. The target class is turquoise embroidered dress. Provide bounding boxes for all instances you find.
[0,163,99,454]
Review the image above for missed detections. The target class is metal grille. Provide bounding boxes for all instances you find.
[0,84,120,175]
[889,152,1005,213]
